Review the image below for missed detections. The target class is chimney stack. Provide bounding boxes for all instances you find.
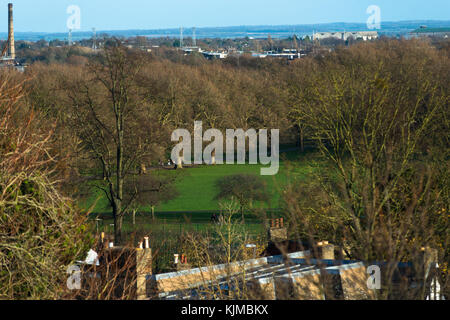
[8,3,15,60]
[316,241,335,260]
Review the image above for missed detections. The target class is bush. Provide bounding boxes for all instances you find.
[0,71,92,299]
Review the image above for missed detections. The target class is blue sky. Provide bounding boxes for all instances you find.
[1,0,449,33]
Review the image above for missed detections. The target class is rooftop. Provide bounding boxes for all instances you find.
[148,244,439,300]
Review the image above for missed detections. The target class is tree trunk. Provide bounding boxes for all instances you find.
[132,210,136,226]
[151,206,155,220]
[211,149,216,165]
[299,126,304,153]
[115,109,124,245]
[114,213,123,245]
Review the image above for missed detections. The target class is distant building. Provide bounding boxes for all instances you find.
[182,46,203,54]
[282,48,298,54]
[313,31,378,41]
[202,51,228,59]
[411,27,450,38]
[252,49,306,60]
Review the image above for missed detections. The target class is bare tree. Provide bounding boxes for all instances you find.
[65,42,158,244]
[123,174,179,222]
[284,40,449,299]
[215,174,270,222]
[0,71,90,299]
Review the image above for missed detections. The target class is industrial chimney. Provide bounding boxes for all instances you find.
[8,3,15,60]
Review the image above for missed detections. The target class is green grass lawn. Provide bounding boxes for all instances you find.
[81,150,324,215]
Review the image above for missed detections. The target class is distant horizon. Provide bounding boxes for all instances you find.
[3,19,450,38]
[0,0,449,34]
[7,19,449,34]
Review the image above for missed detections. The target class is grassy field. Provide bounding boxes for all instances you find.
[81,150,324,215]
